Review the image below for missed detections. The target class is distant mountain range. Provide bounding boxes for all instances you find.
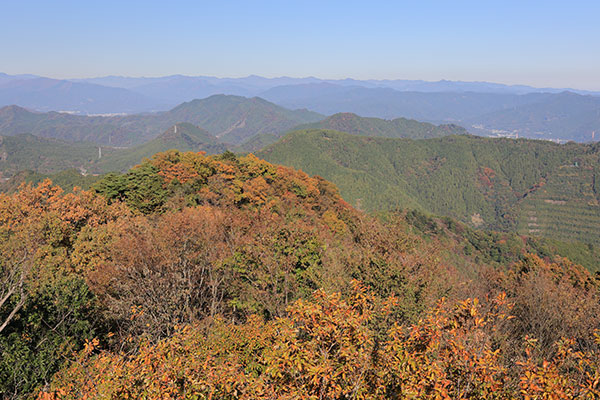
[259,84,549,120]
[258,129,600,244]
[0,95,323,146]
[1,72,598,113]
[260,85,600,142]
[0,74,166,114]
[1,72,599,142]
[69,74,600,97]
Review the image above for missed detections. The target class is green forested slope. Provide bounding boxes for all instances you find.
[258,129,600,243]
[0,134,115,176]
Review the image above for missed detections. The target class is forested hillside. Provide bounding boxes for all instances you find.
[1,150,600,399]
[93,123,226,172]
[0,124,225,178]
[0,134,115,177]
[259,130,600,243]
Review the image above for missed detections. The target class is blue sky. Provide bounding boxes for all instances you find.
[1,0,599,89]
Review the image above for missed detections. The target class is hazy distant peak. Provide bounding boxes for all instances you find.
[0,104,36,117]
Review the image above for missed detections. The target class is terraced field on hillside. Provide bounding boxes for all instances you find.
[516,165,600,243]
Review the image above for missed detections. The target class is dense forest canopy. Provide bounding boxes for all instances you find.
[0,150,599,398]
[259,130,600,244]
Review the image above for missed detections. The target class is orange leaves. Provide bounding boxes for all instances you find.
[83,338,100,356]
[158,162,200,185]
[149,149,215,186]
[377,293,513,399]
[515,334,600,399]
[217,162,237,180]
[242,176,270,205]
[44,319,271,400]
[0,179,61,229]
[149,150,202,185]
[268,285,376,399]
[39,282,600,400]
[1,179,126,235]
[42,286,379,399]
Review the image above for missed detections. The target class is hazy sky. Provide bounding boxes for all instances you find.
[2,0,599,90]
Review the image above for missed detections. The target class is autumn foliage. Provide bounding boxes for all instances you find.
[1,150,599,399]
[39,283,600,399]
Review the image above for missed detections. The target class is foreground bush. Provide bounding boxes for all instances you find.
[39,282,600,400]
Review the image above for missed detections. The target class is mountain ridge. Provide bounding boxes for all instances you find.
[293,112,468,139]
[0,77,166,114]
[0,95,323,146]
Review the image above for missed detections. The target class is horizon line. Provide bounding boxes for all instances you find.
[2,71,600,93]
